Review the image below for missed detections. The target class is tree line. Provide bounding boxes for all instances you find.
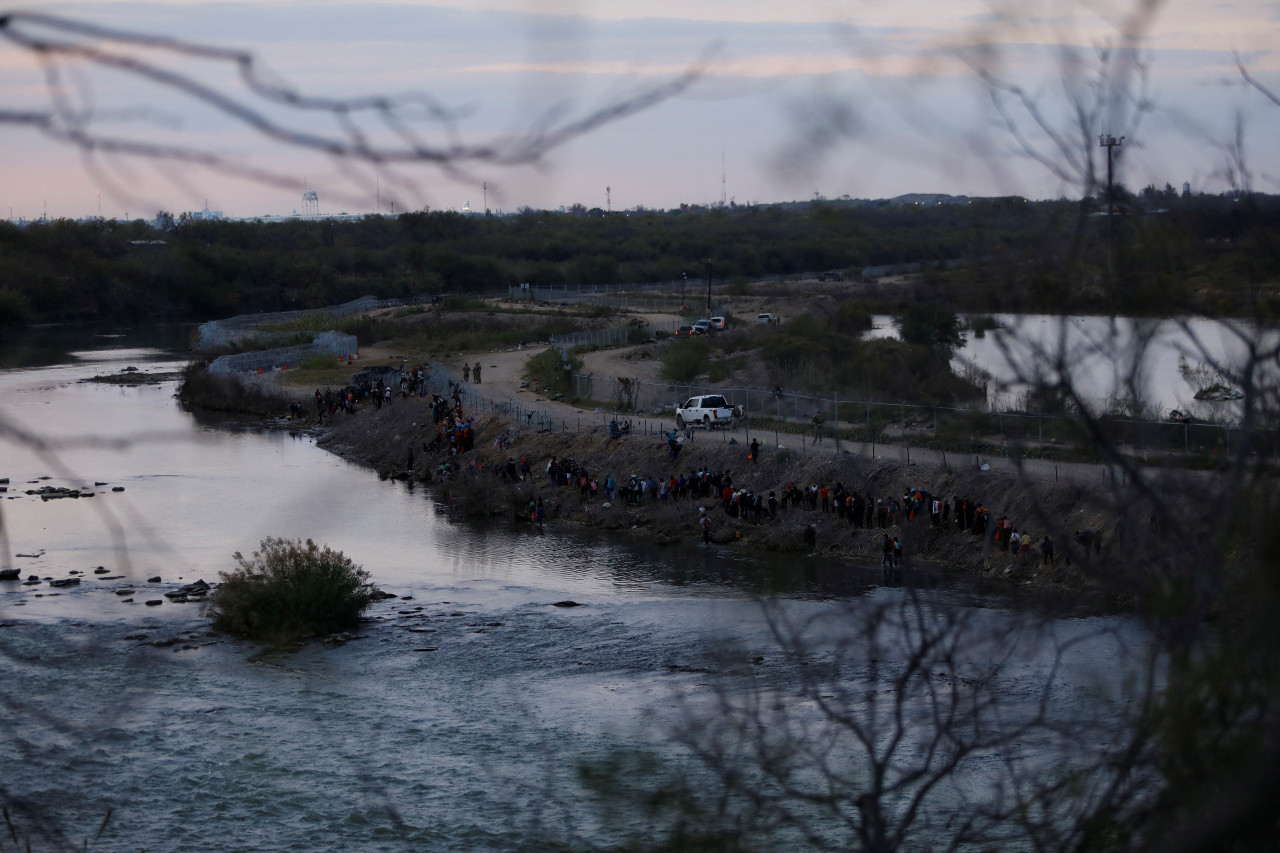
[1,191,1277,326]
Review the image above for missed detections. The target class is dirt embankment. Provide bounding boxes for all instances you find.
[304,385,1130,609]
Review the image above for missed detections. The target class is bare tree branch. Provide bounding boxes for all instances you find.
[0,11,707,208]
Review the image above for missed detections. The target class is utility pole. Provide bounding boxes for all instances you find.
[681,271,687,315]
[705,258,712,314]
[1099,133,1124,276]
[483,182,488,216]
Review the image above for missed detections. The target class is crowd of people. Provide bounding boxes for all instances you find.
[509,446,1069,570]
[311,361,1070,567]
[464,428,1069,566]
[303,362,489,484]
[310,364,437,420]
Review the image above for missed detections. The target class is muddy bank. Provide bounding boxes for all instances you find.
[302,387,1139,609]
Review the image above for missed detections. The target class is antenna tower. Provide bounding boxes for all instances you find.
[720,152,726,207]
[606,186,611,213]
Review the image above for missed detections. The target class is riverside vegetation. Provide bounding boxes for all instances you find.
[204,537,381,643]
[3,190,1279,327]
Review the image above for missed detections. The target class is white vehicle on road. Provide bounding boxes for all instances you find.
[675,394,741,430]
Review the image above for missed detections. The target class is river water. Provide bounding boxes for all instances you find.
[0,327,1148,851]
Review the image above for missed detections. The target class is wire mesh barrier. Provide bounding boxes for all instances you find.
[195,296,385,350]
[511,281,738,316]
[254,356,1272,491]
[549,325,648,352]
[208,331,360,375]
[559,373,1278,469]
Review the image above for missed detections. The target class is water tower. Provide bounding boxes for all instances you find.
[302,189,319,217]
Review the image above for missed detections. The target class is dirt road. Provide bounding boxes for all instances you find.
[277,321,1130,490]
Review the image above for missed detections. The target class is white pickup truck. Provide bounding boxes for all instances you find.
[676,394,741,429]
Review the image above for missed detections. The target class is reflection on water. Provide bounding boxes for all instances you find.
[0,322,194,369]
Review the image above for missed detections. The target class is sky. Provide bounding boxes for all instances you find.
[1,0,1278,220]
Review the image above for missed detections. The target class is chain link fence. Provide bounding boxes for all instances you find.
[510,280,743,317]
[562,373,1278,461]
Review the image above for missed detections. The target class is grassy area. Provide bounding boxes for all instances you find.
[387,315,580,356]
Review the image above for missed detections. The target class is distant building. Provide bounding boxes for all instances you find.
[187,205,223,222]
[1183,182,1191,197]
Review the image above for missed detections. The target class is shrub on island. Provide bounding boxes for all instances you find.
[205,538,378,642]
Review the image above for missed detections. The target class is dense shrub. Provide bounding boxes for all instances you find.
[661,337,712,382]
[0,287,32,326]
[177,363,291,417]
[205,538,379,642]
[893,304,966,353]
[525,346,582,397]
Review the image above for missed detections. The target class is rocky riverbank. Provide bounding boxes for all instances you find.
[288,381,1135,610]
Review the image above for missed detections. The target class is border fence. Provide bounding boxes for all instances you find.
[561,373,1279,461]
[195,296,385,350]
[511,278,778,315]
[222,363,1265,490]
[407,368,1233,489]
[208,331,360,376]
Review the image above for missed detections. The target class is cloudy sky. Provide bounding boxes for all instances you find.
[2,0,1277,219]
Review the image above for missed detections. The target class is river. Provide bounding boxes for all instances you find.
[0,327,1149,851]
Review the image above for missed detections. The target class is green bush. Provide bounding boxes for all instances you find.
[525,346,582,397]
[661,337,712,382]
[707,354,746,382]
[205,538,379,642]
[893,304,966,353]
[178,363,291,417]
[0,287,32,326]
